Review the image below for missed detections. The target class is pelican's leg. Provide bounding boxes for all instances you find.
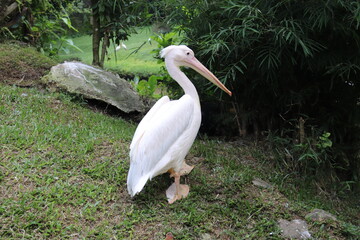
[166,173,189,204]
[179,161,194,176]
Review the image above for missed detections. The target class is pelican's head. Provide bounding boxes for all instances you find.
[160,45,194,65]
[160,45,232,96]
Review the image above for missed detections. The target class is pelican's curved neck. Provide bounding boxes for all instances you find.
[165,60,199,103]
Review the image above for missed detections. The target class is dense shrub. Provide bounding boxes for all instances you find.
[168,0,360,188]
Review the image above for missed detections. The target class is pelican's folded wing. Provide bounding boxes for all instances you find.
[127,95,194,195]
[130,96,170,152]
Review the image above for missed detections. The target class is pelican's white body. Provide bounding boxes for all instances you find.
[126,45,231,198]
[127,94,201,196]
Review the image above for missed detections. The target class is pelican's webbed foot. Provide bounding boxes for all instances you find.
[166,173,190,204]
[166,182,189,204]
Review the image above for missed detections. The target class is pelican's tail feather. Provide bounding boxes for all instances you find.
[127,165,150,197]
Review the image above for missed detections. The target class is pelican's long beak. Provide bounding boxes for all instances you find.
[184,57,232,96]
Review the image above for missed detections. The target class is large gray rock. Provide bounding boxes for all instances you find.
[43,62,145,113]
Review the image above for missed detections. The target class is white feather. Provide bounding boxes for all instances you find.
[130,96,170,152]
[127,95,199,196]
[126,45,231,199]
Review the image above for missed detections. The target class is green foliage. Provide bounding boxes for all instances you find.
[166,0,360,187]
[265,128,359,197]
[150,31,182,58]
[92,0,138,44]
[0,0,80,56]
[268,131,329,172]
[65,0,92,35]
[132,75,164,99]
[148,31,185,99]
[90,0,154,66]
[132,31,184,99]
[317,132,332,149]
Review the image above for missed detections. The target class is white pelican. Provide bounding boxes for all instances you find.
[127,45,232,203]
[115,42,127,51]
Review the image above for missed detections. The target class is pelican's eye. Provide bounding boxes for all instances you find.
[186,51,190,56]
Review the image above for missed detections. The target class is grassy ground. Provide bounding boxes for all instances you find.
[0,42,359,239]
[1,84,359,239]
[58,28,162,77]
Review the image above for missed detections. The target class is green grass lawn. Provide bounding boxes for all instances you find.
[58,27,163,77]
[0,42,359,239]
[1,83,359,239]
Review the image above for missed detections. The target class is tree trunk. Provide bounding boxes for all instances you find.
[91,0,101,67]
[299,117,305,144]
[100,30,109,68]
[0,2,18,22]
